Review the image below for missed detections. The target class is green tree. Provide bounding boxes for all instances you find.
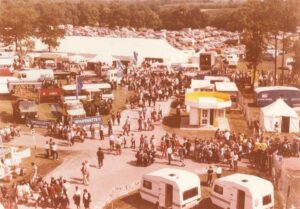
[293,40,300,75]
[0,6,37,58]
[160,5,207,30]
[108,2,130,28]
[36,3,65,52]
[239,1,268,89]
[77,1,100,26]
[264,0,297,85]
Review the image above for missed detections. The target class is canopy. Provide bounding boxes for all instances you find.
[34,36,188,64]
[260,98,299,133]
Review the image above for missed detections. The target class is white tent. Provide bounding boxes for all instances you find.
[260,98,300,133]
[34,36,188,64]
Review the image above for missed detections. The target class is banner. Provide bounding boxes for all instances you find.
[27,119,54,128]
[73,116,102,125]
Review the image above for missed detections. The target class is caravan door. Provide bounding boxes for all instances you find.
[231,188,246,209]
[159,182,166,208]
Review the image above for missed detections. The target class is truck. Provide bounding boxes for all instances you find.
[12,99,38,122]
[57,100,86,125]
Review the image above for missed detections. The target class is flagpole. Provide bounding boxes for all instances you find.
[76,75,78,100]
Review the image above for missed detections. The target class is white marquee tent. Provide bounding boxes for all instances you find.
[34,36,188,63]
[260,98,300,133]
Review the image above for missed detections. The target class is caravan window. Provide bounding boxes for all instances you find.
[262,195,272,205]
[143,180,152,190]
[213,184,223,195]
[183,187,198,200]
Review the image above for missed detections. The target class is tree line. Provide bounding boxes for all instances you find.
[0,0,299,81]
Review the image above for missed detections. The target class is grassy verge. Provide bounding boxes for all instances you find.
[101,87,134,125]
[0,148,71,187]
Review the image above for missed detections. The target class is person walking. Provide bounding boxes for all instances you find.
[89,123,95,139]
[116,111,121,126]
[108,119,113,135]
[111,112,116,125]
[31,162,38,184]
[59,193,69,209]
[45,141,50,158]
[81,162,88,186]
[99,125,104,141]
[178,145,185,167]
[52,142,58,160]
[82,189,91,209]
[67,130,72,146]
[207,165,214,186]
[130,133,135,149]
[97,147,104,168]
[73,186,81,209]
[167,146,173,165]
[216,166,222,178]
[233,152,239,171]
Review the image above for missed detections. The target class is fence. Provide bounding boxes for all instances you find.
[279,169,300,209]
[96,180,141,209]
[237,92,255,128]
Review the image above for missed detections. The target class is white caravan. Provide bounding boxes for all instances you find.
[211,173,274,209]
[140,168,201,209]
[0,76,19,94]
[17,69,54,81]
[62,83,114,102]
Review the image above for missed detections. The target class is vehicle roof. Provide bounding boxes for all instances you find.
[63,100,82,104]
[204,76,230,82]
[215,82,238,92]
[144,168,200,190]
[255,86,299,94]
[214,173,273,196]
[62,83,111,91]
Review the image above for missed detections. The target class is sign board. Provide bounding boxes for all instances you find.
[27,119,55,128]
[73,116,102,125]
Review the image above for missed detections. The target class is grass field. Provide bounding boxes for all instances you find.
[0,87,132,130]
[0,148,71,188]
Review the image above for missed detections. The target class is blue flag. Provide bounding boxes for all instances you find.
[133,51,138,65]
[76,76,83,99]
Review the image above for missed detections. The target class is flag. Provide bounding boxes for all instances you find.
[76,76,83,99]
[133,51,138,65]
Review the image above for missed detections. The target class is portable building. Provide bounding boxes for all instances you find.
[140,168,201,209]
[211,173,274,209]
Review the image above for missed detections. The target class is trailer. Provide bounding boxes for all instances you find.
[211,173,274,209]
[254,86,300,107]
[140,168,201,209]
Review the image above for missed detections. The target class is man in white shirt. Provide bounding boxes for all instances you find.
[52,142,58,160]
[216,166,222,178]
[167,146,173,165]
[233,152,239,171]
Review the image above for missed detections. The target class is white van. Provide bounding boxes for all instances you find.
[211,173,274,209]
[0,76,19,94]
[62,83,114,102]
[226,53,239,67]
[140,168,201,209]
[17,69,54,81]
[108,69,122,84]
[57,100,86,124]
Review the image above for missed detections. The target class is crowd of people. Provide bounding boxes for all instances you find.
[0,167,93,209]
[1,65,300,209]
[0,125,21,143]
